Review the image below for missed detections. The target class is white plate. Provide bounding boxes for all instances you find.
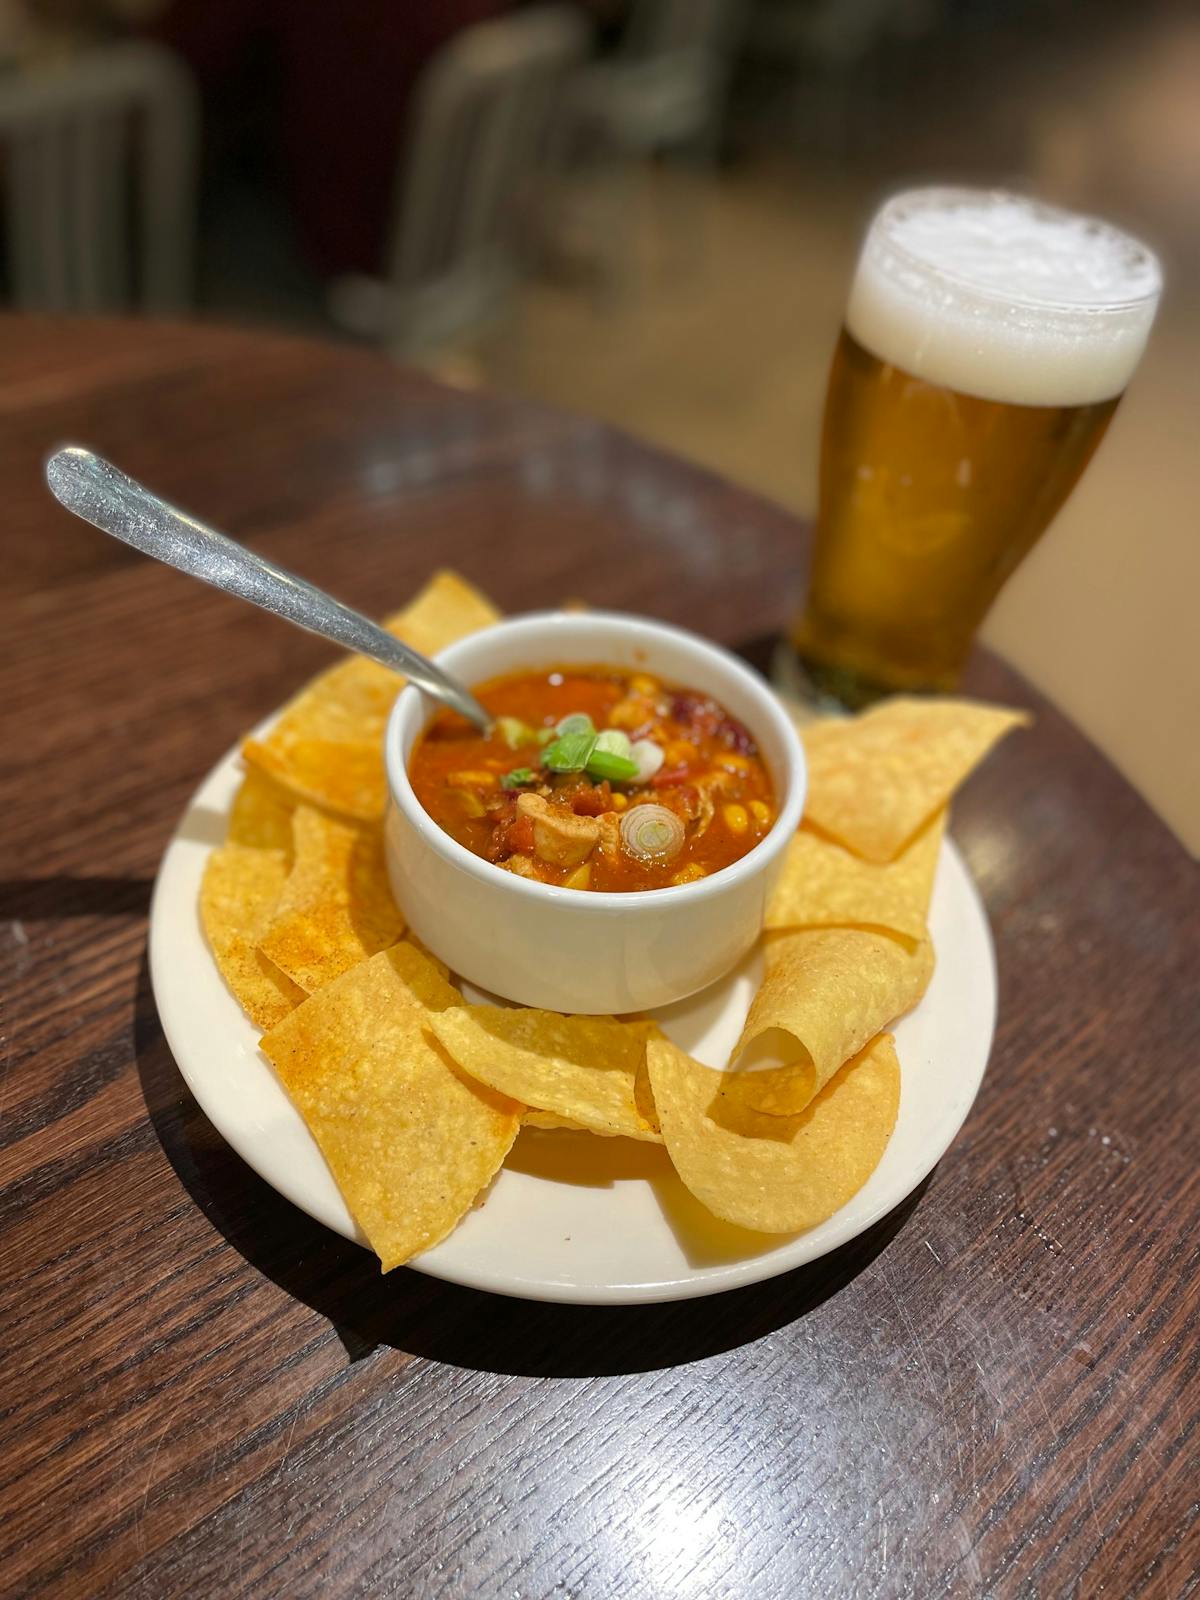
[149,741,997,1305]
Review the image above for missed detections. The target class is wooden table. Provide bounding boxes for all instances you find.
[3,319,1196,1599]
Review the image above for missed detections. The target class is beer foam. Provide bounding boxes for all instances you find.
[847,190,1162,407]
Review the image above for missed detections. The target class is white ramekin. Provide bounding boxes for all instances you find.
[383,611,806,1014]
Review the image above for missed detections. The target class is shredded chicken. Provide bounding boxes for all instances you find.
[596,812,622,860]
[503,853,542,879]
[517,793,600,868]
[692,778,719,838]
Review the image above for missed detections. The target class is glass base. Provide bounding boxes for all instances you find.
[770,639,849,719]
[771,640,936,715]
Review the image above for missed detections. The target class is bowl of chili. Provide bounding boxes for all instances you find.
[384,611,806,1013]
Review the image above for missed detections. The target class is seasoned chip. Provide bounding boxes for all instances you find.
[243,572,500,820]
[522,1110,634,1137]
[647,1032,900,1233]
[803,698,1028,862]
[258,807,405,993]
[766,811,945,943]
[200,844,305,1030]
[728,928,933,1115]
[268,654,402,748]
[242,735,387,822]
[405,934,451,981]
[427,1008,663,1142]
[633,1049,660,1132]
[227,767,296,853]
[261,943,521,1270]
[522,1110,591,1132]
[383,569,502,657]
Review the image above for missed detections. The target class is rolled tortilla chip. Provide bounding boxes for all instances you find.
[647,1032,901,1233]
[726,927,933,1115]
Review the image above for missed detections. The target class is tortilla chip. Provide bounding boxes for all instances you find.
[261,942,521,1270]
[227,767,296,853]
[243,571,501,820]
[803,698,1028,862]
[766,811,945,943]
[522,1110,636,1138]
[427,1008,663,1143]
[647,1032,900,1232]
[200,844,305,1030]
[406,935,451,981]
[522,1110,591,1132]
[383,569,501,657]
[727,928,933,1115]
[258,807,405,993]
[633,1050,660,1132]
[242,735,387,822]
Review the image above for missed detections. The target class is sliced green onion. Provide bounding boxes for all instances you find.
[555,712,594,738]
[586,749,640,783]
[619,803,685,864]
[496,716,537,750]
[542,730,597,772]
[501,767,537,789]
[628,739,664,783]
[594,729,632,759]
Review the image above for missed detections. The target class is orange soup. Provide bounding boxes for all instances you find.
[409,667,776,892]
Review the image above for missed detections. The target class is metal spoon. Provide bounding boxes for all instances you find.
[45,445,493,732]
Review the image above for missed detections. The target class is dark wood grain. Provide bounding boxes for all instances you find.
[2,316,1196,1600]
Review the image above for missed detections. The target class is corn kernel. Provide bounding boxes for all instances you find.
[449,788,486,818]
[447,769,498,789]
[717,753,750,774]
[671,863,707,885]
[664,739,699,765]
[722,803,749,835]
[749,800,772,828]
[629,673,660,697]
[611,791,628,810]
[609,699,647,729]
[562,863,592,890]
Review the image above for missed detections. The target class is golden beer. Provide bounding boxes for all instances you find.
[793,189,1162,704]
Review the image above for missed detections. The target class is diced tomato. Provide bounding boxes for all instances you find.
[508,814,536,855]
[660,784,701,821]
[651,765,692,787]
[569,780,612,817]
[487,804,535,860]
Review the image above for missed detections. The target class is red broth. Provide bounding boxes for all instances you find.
[409,667,776,892]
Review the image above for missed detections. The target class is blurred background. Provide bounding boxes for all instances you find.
[2,0,1196,849]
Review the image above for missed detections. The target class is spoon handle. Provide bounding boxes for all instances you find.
[45,445,492,731]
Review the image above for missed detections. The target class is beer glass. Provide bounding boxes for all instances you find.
[792,188,1162,706]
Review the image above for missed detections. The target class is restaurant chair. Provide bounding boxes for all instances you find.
[329,6,588,360]
[549,0,746,300]
[0,42,198,313]
[567,0,747,163]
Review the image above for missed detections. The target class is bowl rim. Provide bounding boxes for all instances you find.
[383,609,807,911]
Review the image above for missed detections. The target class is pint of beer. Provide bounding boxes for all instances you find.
[792,189,1162,704]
